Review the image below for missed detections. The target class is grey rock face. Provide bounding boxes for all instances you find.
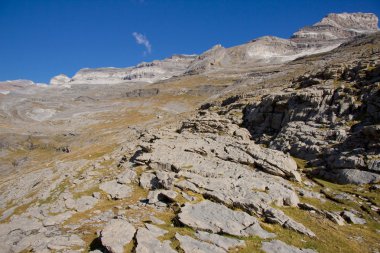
[261,240,317,253]
[178,200,274,238]
[100,219,136,253]
[99,180,132,199]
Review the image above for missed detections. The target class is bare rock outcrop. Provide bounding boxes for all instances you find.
[178,200,275,238]
[243,55,380,184]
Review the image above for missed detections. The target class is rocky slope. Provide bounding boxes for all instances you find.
[0,12,380,253]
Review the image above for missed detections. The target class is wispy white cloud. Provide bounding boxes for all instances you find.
[132,32,152,55]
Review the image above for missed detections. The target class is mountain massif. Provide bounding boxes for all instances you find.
[0,12,379,253]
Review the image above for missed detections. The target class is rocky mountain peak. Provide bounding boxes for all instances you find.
[291,12,379,43]
[317,12,379,31]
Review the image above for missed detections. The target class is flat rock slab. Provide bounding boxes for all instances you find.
[176,233,226,253]
[99,180,132,199]
[195,231,245,251]
[178,200,274,238]
[42,211,75,226]
[100,219,136,253]
[261,240,317,253]
[136,224,176,253]
[65,195,98,212]
[47,234,85,251]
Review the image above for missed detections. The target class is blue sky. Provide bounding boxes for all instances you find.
[0,0,379,83]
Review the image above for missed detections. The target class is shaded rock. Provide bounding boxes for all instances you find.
[100,219,136,253]
[261,240,317,253]
[99,180,132,199]
[369,184,380,191]
[178,200,274,238]
[324,211,345,226]
[140,172,160,190]
[175,233,226,253]
[155,171,175,189]
[341,211,366,225]
[147,190,178,205]
[298,203,320,212]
